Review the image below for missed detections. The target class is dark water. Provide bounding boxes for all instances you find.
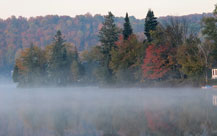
[0,85,217,136]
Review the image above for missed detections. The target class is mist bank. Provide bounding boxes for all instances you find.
[0,86,217,136]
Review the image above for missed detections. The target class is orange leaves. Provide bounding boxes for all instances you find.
[111,35,143,72]
[142,44,173,80]
[15,58,27,74]
[16,48,30,74]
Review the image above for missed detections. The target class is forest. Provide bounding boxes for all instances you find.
[11,5,217,87]
[0,12,211,75]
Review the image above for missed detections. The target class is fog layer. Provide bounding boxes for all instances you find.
[0,85,217,136]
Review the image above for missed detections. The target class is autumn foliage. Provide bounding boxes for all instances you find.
[9,7,217,87]
[142,44,173,80]
[110,35,145,83]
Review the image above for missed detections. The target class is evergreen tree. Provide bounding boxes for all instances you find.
[48,30,70,85]
[123,13,133,40]
[144,10,158,42]
[98,12,120,83]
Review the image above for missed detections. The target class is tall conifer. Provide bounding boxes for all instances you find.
[98,12,120,83]
[48,30,69,85]
[123,13,133,40]
[144,10,158,42]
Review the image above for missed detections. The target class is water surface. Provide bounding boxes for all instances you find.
[0,85,217,136]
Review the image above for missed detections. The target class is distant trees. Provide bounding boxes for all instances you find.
[0,13,209,76]
[13,31,83,87]
[12,5,217,87]
[141,7,217,85]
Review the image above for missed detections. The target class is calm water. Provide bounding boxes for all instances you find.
[0,85,217,136]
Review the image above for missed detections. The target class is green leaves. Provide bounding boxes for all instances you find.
[177,36,205,78]
[202,5,217,43]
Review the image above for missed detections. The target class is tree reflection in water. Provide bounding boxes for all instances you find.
[0,87,217,136]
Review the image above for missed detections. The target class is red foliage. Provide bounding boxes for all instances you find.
[115,35,124,47]
[142,44,172,80]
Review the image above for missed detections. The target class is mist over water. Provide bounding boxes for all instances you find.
[0,85,217,136]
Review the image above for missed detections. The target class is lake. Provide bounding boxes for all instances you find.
[0,85,217,136]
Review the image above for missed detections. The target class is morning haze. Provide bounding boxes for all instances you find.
[1,0,217,135]
[0,0,215,19]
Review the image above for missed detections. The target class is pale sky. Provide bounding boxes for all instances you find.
[0,0,216,19]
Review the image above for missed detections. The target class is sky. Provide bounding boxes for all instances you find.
[0,0,216,19]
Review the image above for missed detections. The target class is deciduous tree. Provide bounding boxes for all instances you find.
[142,44,173,80]
[110,35,144,83]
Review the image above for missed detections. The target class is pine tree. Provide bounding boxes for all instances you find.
[98,12,120,83]
[48,30,69,85]
[144,10,158,42]
[123,13,133,40]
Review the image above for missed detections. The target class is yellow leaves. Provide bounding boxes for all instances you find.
[15,46,46,77]
[80,46,103,62]
[15,59,27,74]
[110,35,144,75]
[177,43,205,77]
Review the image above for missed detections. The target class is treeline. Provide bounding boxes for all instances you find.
[0,13,211,74]
[12,6,217,87]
